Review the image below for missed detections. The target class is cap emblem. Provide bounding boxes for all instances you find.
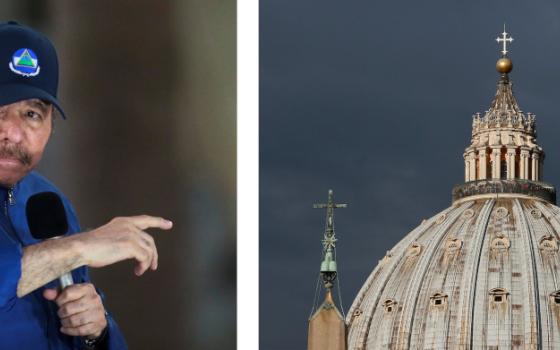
[9,48,40,77]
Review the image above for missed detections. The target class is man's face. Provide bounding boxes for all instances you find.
[0,99,52,187]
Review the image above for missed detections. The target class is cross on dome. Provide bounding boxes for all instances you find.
[496,24,513,56]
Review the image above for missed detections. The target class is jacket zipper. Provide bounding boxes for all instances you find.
[4,187,14,216]
[7,188,15,205]
[2,188,21,245]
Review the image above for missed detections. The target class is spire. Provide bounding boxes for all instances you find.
[470,26,526,135]
[313,189,346,290]
[484,25,524,129]
[307,190,347,350]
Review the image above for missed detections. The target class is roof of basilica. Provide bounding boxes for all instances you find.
[344,29,560,349]
[346,197,560,349]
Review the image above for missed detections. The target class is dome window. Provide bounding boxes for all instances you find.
[530,208,542,219]
[445,238,463,253]
[539,235,558,252]
[494,207,509,219]
[489,288,509,303]
[406,243,422,257]
[353,308,363,317]
[462,208,475,219]
[382,299,397,313]
[490,235,510,252]
[429,292,448,307]
[549,291,560,305]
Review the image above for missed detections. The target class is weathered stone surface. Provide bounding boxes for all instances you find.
[346,196,560,349]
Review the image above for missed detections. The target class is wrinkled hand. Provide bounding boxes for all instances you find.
[75,215,173,276]
[43,283,107,338]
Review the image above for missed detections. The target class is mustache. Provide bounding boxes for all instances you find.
[0,144,32,166]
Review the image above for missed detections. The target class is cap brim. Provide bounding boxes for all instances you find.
[0,83,66,119]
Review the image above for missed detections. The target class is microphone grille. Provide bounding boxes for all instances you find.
[26,191,69,239]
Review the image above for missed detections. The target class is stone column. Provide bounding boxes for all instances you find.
[491,147,501,179]
[464,154,469,182]
[468,152,477,181]
[520,148,530,180]
[477,148,487,180]
[532,152,540,181]
[506,148,516,179]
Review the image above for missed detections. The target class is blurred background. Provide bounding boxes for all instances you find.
[2,1,236,349]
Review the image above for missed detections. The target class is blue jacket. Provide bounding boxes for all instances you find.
[0,171,127,349]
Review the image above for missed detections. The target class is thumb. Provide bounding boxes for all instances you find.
[43,288,60,301]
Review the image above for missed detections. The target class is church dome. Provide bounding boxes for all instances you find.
[346,197,560,349]
[346,29,560,349]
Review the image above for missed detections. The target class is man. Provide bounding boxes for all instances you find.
[0,21,172,349]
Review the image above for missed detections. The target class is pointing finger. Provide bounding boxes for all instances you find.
[129,215,173,231]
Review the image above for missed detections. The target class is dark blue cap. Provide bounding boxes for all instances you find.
[0,21,65,118]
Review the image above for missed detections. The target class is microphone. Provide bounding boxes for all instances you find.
[26,191,73,289]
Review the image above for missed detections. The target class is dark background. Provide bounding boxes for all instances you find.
[2,1,236,349]
[260,0,560,349]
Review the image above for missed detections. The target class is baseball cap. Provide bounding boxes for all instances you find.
[0,21,66,118]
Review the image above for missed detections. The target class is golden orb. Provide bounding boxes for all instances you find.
[496,57,513,74]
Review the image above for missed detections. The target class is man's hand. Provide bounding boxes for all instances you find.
[73,215,173,276]
[43,283,107,338]
[18,215,173,297]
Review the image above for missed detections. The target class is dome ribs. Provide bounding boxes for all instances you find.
[532,201,560,346]
[412,211,471,349]
[455,199,496,348]
[346,199,560,348]
[473,200,516,348]
[345,207,459,349]
[513,199,542,348]
[391,203,470,349]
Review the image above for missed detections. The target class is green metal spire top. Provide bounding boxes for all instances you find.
[313,189,347,290]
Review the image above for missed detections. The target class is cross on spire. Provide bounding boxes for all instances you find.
[313,189,347,241]
[496,24,513,57]
[313,189,347,290]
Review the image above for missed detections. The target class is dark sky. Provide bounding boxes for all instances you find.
[259,1,560,349]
